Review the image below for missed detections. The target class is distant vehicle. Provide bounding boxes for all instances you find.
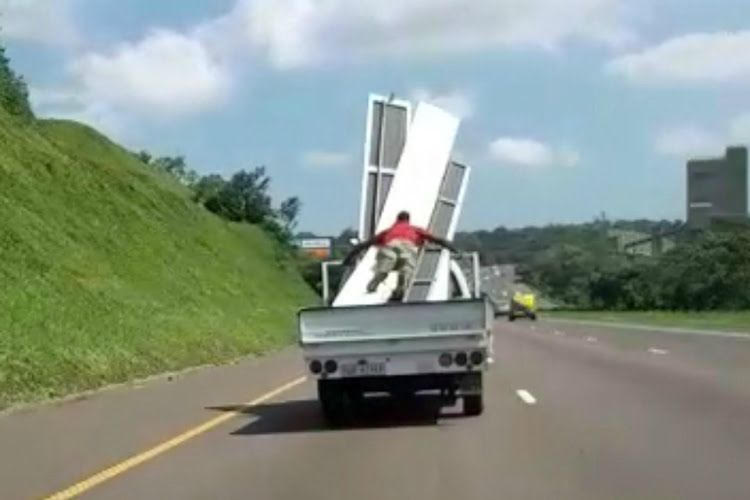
[483,293,507,317]
[508,292,537,321]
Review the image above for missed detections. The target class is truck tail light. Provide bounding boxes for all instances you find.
[324,360,338,373]
[454,352,468,366]
[309,360,322,374]
[470,350,484,365]
[438,352,453,367]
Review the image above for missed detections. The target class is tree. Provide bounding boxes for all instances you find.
[279,197,301,230]
[203,167,273,224]
[153,156,187,180]
[654,231,750,310]
[184,169,199,187]
[0,43,33,120]
[136,150,152,165]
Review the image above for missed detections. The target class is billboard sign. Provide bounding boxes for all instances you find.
[295,238,332,259]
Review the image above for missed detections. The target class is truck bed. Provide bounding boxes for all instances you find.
[299,299,492,381]
[299,299,491,345]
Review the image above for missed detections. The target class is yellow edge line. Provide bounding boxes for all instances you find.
[42,376,308,500]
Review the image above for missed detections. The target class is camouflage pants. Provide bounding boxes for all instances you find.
[367,240,418,295]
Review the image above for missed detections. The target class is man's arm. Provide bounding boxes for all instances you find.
[422,231,459,253]
[342,235,379,266]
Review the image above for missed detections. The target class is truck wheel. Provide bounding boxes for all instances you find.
[508,314,516,322]
[464,394,483,416]
[318,380,355,426]
[391,388,415,400]
[318,380,342,425]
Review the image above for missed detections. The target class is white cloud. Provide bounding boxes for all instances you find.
[69,29,231,117]
[30,29,231,144]
[606,31,750,85]
[302,150,352,168]
[488,137,580,167]
[29,87,81,110]
[729,113,750,144]
[30,86,130,141]
[0,0,79,45]
[655,126,725,158]
[656,113,750,159]
[410,88,474,119]
[235,0,634,69]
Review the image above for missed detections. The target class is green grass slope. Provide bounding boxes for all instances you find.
[0,112,314,408]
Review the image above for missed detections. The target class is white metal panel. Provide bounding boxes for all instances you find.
[357,94,412,241]
[335,102,460,306]
[427,164,471,301]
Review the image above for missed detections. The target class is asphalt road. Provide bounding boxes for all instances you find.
[2,320,750,500]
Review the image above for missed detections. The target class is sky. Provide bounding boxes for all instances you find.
[2,0,750,235]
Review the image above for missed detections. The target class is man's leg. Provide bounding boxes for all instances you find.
[367,246,396,292]
[391,242,418,300]
[392,263,414,301]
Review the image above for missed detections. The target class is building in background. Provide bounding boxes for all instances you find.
[607,229,675,257]
[295,237,333,259]
[687,146,748,229]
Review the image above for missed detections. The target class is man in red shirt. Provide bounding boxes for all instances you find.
[343,211,458,299]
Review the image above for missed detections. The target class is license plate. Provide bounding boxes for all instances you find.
[340,361,386,377]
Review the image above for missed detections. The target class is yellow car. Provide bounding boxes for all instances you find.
[508,292,537,321]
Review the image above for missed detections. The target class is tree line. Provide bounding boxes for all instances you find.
[134,152,301,250]
[456,219,750,311]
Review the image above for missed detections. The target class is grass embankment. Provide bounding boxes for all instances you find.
[546,310,750,333]
[0,113,315,408]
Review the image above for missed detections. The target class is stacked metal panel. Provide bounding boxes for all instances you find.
[334,101,460,307]
[357,95,411,241]
[405,161,470,302]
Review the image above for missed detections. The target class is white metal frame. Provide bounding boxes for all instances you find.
[357,93,412,241]
[428,164,472,301]
[321,260,343,305]
[336,103,460,307]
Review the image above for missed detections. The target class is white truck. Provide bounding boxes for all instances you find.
[297,95,492,424]
[298,264,492,424]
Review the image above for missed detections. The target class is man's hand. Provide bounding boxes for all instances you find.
[342,238,375,266]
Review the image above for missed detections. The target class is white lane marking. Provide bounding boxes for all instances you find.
[516,389,537,405]
[554,330,565,336]
[648,347,669,355]
[586,336,598,342]
[547,318,750,340]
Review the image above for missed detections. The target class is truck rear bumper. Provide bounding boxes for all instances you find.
[319,371,482,396]
[303,343,489,379]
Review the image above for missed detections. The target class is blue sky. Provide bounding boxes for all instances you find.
[2,0,750,234]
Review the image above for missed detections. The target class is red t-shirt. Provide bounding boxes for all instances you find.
[375,221,431,246]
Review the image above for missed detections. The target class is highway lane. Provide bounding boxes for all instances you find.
[2,320,750,499]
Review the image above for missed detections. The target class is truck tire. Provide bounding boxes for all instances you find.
[464,393,483,416]
[390,388,415,400]
[318,380,356,426]
[318,380,343,425]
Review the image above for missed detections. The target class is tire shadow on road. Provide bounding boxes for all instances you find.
[207,395,464,435]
